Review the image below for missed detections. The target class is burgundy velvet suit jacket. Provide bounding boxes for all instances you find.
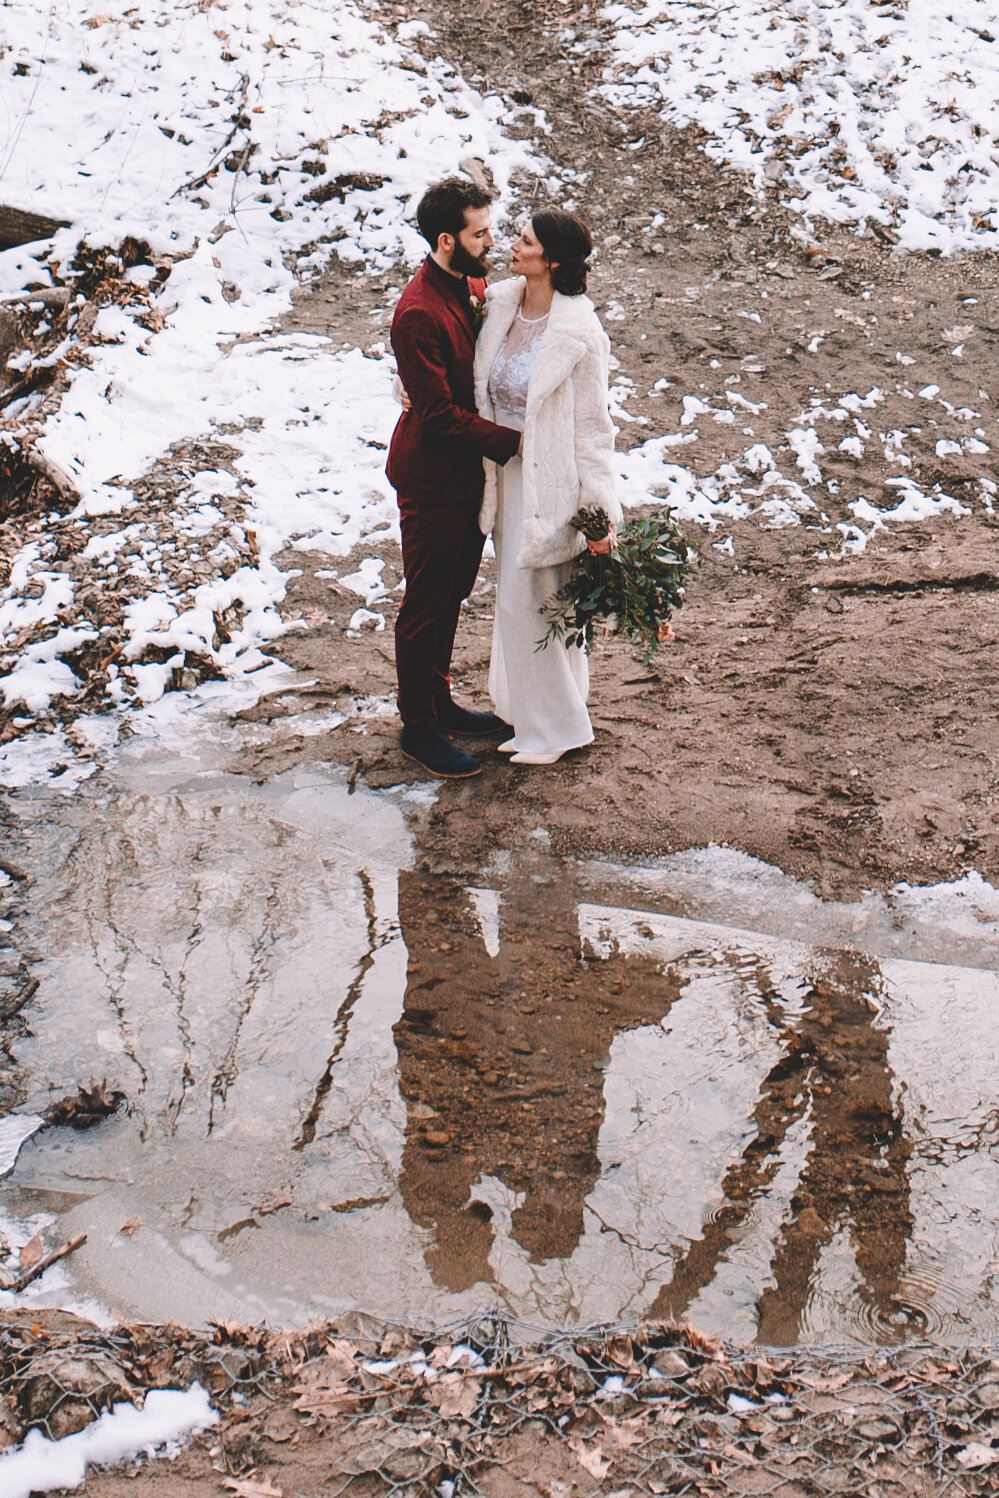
[387,258,520,507]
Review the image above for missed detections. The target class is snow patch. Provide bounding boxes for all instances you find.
[0,1386,217,1497]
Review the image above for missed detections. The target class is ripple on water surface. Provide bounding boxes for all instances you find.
[1,746,998,1344]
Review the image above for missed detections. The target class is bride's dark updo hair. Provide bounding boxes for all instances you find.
[532,208,593,296]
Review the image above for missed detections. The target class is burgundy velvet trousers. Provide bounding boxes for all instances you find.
[395,497,485,731]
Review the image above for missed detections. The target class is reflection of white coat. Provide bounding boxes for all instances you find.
[474,276,621,569]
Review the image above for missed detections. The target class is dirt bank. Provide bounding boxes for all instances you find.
[6,1309,999,1498]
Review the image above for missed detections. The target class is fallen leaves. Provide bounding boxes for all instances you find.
[293,1384,360,1417]
[958,1441,999,1470]
[571,1441,611,1480]
[0,1310,995,1498]
[19,1233,43,1270]
[428,1369,481,1419]
[293,1342,363,1417]
[261,1407,299,1444]
[44,1077,125,1129]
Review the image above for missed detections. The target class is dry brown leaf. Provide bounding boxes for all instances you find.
[694,1363,726,1399]
[148,1347,176,1380]
[19,1233,43,1270]
[327,1340,359,1376]
[295,1347,356,1390]
[521,1356,559,1385]
[117,1216,144,1238]
[262,1407,299,1444]
[957,1442,999,1471]
[430,1370,481,1419]
[605,1334,638,1371]
[137,306,166,332]
[222,1481,284,1498]
[573,1443,611,1480]
[293,1386,360,1417]
[211,1319,246,1340]
[606,1417,646,1451]
[722,1442,755,1466]
[795,1370,851,1392]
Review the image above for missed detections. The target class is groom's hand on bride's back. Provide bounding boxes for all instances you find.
[395,377,521,454]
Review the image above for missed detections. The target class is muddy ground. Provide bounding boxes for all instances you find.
[235,0,999,898]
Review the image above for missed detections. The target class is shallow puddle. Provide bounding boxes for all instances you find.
[2,727,999,1345]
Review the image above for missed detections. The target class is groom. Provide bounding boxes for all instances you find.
[387,177,522,779]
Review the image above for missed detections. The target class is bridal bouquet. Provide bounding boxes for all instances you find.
[538,505,689,661]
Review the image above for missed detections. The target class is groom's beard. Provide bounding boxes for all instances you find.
[450,240,490,278]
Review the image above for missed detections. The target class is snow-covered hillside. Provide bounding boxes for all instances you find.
[601,0,999,252]
[0,0,537,742]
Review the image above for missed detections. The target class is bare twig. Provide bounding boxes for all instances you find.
[173,72,250,199]
[229,138,255,217]
[10,1232,87,1293]
[0,286,71,308]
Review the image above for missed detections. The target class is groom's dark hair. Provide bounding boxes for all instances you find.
[417,177,494,250]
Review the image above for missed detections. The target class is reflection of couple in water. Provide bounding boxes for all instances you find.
[395,871,913,1342]
[386,177,620,780]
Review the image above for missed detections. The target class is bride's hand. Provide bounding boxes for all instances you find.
[586,525,616,555]
[392,374,412,411]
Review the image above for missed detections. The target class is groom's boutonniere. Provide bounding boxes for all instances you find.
[469,294,485,336]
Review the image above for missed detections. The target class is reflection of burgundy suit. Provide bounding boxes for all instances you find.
[387,258,520,730]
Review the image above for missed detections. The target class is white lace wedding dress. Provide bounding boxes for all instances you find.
[487,309,593,758]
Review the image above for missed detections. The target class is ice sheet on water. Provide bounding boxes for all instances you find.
[0,1115,45,1179]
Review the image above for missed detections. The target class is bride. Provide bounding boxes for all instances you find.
[474,209,621,766]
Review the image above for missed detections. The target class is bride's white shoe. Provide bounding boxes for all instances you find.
[497,738,517,754]
[510,748,569,765]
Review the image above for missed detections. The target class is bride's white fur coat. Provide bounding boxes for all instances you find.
[474,276,621,568]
